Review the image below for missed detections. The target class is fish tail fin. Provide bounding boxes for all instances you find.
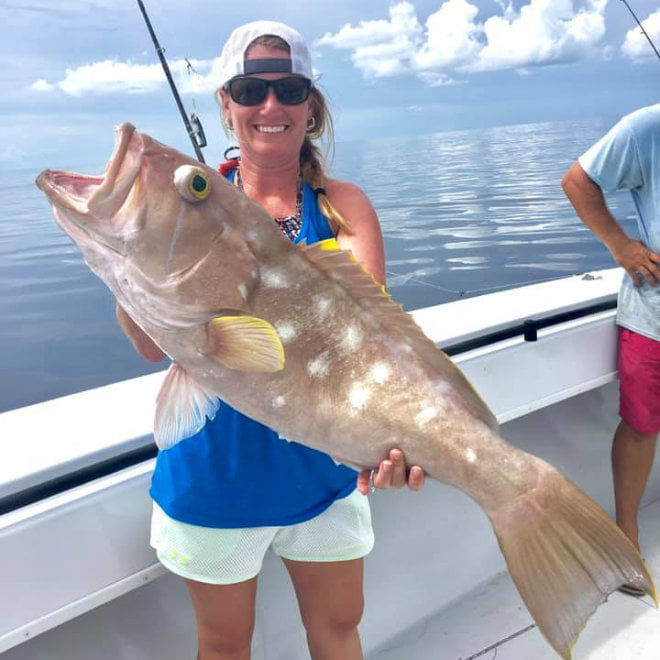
[489,464,656,659]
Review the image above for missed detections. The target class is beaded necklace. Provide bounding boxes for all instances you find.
[235,167,303,242]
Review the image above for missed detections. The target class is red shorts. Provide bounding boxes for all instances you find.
[618,327,660,434]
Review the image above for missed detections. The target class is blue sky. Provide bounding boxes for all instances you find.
[2,0,659,170]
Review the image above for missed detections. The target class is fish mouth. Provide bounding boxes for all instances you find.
[37,171,105,216]
[36,122,143,240]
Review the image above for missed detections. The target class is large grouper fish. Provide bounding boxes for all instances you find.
[37,123,655,658]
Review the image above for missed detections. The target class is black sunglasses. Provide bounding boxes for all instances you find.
[224,76,312,106]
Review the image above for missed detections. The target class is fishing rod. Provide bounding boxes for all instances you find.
[135,0,207,162]
[620,0,660,60]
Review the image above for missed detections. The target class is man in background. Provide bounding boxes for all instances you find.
[562,104,660,594]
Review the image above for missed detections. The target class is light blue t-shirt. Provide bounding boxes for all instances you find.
[579,104,660,341]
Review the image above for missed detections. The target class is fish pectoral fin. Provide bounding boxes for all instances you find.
[154,363,221,449]
[205,315,285,372]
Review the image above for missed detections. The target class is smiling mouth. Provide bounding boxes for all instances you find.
[255,125,288,134]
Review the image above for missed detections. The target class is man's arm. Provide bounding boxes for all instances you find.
[562,162,659,287]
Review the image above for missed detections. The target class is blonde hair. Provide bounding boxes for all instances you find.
[221,34,351,235]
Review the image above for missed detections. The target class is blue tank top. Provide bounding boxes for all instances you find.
[150,172,358,527]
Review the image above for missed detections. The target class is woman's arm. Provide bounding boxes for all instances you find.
[116,304,167,362]
[326,179,386,285]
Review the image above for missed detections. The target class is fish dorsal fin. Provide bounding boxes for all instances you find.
[205,315,285,372]
[300,240,499,431]
[154,363,221,449]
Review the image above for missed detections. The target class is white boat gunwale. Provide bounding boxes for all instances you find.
[0,268,621,513]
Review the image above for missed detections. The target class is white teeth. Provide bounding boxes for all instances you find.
[256,125,286,133]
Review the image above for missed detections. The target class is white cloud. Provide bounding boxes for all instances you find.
[417,71,460,87]
[29,0,614,97]
[28,51,318,97]
[470,0,606,72]
[29,57,221,96]
[317,0,608,84]
[413,0,483,71]
[318,2,424,78]
[318,2,422,50]
[621,10,660,61]
[30,79,55,92]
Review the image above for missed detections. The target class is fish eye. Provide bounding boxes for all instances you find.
[174,165,211,202]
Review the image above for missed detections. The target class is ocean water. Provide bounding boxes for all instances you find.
[0,118,638,413]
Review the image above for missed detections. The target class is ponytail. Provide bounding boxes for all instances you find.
[299,88,352,235]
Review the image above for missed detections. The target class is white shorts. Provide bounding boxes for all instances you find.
[150,490,374,585]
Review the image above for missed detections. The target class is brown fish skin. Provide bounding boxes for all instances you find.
[37,123,656,659]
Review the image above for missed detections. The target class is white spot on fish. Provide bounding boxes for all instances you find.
[307,352,330,377]
[369,362,391,384]
[349,383,371,410]
[166,206,187,267]
[275,321,297,342]
[415,406,438,428]
[237,283,248,300]
[465,448,477,463]
[272,396,286,408]
[262,269,289,288]
[314,296,332,320]
[342,324,363,350]
[246,231,261,245]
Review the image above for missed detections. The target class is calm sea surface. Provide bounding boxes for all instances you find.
[0,118,638,413]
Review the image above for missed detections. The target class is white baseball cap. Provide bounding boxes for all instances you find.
[218,21,313,88]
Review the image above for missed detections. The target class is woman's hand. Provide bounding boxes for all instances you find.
[357,449,425,495]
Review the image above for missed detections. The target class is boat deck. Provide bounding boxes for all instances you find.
[368,498,660,660]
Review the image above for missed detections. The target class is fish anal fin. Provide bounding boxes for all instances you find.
[154,363,220,449]
[205,315,285,372]
[489,463,656,658]
[300,240,498,431]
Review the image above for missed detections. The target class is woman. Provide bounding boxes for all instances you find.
[118,20,424,660]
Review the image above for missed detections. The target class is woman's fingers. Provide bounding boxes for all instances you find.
[357,449,425,494]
